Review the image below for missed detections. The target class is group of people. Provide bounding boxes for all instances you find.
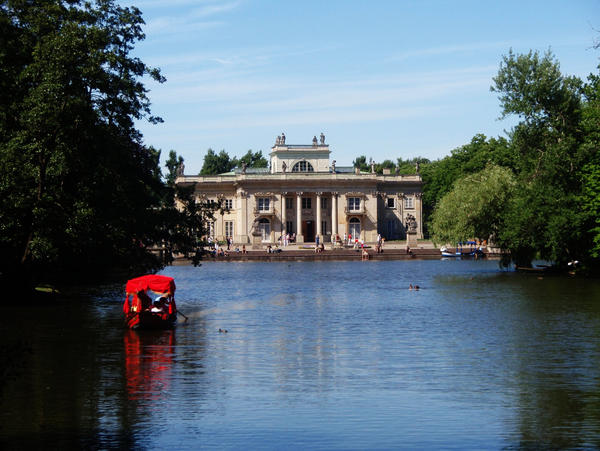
[211,239,247,256]
[338,232,362,249]
[137,290,170,313]
[278,232,296,246]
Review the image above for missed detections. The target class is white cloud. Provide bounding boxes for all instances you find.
[386,41,512,62]
[147,64,497,111]
[141,1,241,36]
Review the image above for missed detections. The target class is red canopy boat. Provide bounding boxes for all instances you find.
[123,275,177,329]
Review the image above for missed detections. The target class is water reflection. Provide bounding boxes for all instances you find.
[124,330,175,401]
[1,260,600,449]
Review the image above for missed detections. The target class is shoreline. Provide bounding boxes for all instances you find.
[174,243,501,263]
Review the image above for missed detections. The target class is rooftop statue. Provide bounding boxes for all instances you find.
[281,132,286,144]
[312,136,318,146]
[320,132,325,144]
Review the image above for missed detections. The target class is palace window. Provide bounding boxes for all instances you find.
[348,197,361,211]
[225,221,234,237]
[386,197,395,209]
[257,197,270,211]
[321,221,327,234]
[292,161,314,172]
[302,197,312,209]
[286,221,294,234]
[224,199,233,210]
[285,197,293,209]
[321,198,328,209]
[404,196,414,209]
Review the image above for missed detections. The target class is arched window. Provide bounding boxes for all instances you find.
[349,217,361,239]
[292,161,314,172]
[258,218,271,242]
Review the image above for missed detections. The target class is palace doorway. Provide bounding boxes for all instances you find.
[258,218,271,242]
[302,220,315,242]
[349,217,361,240]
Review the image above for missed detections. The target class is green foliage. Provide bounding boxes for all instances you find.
[579,71,600,258]
[238,149,268,168]
[0,0,172,286]
[352,155,369,172]
[396,157,430,175]
[490,49,593,267]
[165,149,184,187]
[199,148,268,174]
[429,49,599,269]
[374,159,396,174]
[431,165,516,246]
[419,135,511,236]
[200,148,236,175]
[491,49,582,128]
[155,184,219,267]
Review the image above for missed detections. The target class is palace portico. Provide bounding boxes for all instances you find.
[175,135,423,245]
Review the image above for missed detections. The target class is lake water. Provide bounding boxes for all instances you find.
[2,259,600,449]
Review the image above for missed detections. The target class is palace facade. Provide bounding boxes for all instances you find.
[175,135,423,245]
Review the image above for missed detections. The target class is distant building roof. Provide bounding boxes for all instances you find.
[334,166,356,174]
[232,167,270,175]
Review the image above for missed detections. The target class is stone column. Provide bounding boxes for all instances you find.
[237,190,249,244]
[296,192,304,243]
[281,192,287,234]
[398,192,404,239]
[331,192,338,236]
[316,192,322,242]
[416,192,423,239]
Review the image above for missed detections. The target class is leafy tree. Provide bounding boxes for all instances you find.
[352,155,369,172]
[0,0,167,287]
[578,71,600,258]
[165,149,184,187]
[396,156,430,175]
[237,149,268,168]
[200,148,237,175]
[490,49,590,267]
[375,159,396,174]
[154,184,220,267]
[419,135,510,237]
[431,165,516,246]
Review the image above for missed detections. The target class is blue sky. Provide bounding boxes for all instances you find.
[123,0,600,174]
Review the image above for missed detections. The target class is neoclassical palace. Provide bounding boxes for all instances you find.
[175,134,423,245]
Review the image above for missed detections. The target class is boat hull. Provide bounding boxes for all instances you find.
[126,311,177,330]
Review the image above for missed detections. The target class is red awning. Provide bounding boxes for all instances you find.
[125,275,176,296]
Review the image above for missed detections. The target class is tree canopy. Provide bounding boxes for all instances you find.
[199,148,268,174]
[0,0,174,286]
[350,49,599,271]
[431,165,516,246]
[429,49,599,270]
